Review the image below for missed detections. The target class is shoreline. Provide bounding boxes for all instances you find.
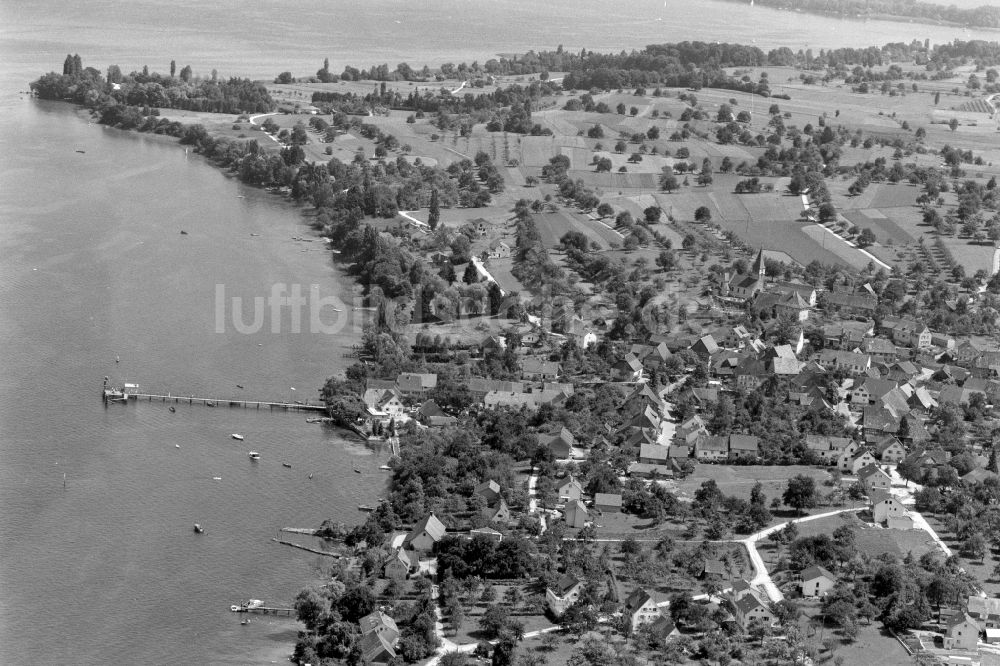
[711,0,1000,33]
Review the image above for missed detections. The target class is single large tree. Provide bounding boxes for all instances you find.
[783,475,817,515]
[428,188,440,230]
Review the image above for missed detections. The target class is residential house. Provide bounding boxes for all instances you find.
[487,239,511,259]
[943,613,980,651]
[806,435,853,465]
[967,596,1000,630]
[729,434,760,461]
[546,427,576,458]
[772,280,817,307]
[846,448,880,475]
[691,334,721,358]
[870,490,907,523]
[521,357,561,381]
[396,372,437,397]
[701,559,727,582]
[875,436,906,463]
[881,318,932,349]
[358,631,396,665]
[594,493,623,513]
[546,574,584,617]
[613,354,645,382]
[648,616,681,640]
[403,513,446,553]
[734,590,777,632]
[819,349,871,374]
[755,289,811,321]
[468,378,523,400]
[823,290,878,316]
[360,611,400,646]
[734,357,768,391]
[668,445,691,460]
[858,464,892,492]
[416,399,456,427]
[800,566,836,598]
[931,333,956,350]
[557,476,583,502]
[382,548,416,581]
[623,589,662,633]
[696,435,729,462]
[474,479,502,505]
[835,440,862,472]
[851,377,898,406]
[622,404,661,435]
[674,415,708,447]
[862,406,899,439]
[823,320,875,349]
[564,499,589,528]
[909,386,938,413]
[639,444,669,465]
[363,388,405,419]
[862,337,898,364]
[482,498,511,524]
[627,461,674,478]
[566,317,597,349]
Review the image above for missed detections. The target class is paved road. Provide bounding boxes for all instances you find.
[742,507,865,602]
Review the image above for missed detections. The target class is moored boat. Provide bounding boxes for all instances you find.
[193,523,204,533]
[248,451,260,460]
[231,433,244,441]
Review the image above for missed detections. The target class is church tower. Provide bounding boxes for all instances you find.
[751,248,766,282]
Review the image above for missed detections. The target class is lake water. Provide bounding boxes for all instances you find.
[0,1,997,664]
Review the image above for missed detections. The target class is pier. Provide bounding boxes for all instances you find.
[231,604,296,617]
[271,537,342,558]
[103,385,326,412]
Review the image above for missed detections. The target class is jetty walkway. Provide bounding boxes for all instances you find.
[105,388,326,412]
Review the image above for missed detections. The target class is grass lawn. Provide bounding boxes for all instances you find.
[772,512,938,561]
[673,464,832,506]
[924,514,1000,597]
[794,598,915,666]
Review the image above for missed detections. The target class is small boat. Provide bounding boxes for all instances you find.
[282,462,292,468]
[354,468,361,474]
[236,384,244,389]
[308,473,313,479]
[231,434,244,441]
[212,476,222,481]
[205,401,215,407]
[175,444,180,449]
[193,523,204,533]
[358,505,375,512]
[168,406,176,413]
[180,230,188,235]
[379,465,392,471]
[230,605,241,612]
[75,149,86,154]
[250,233,260,237]
[248,451,260,460]
[240,618,250,625]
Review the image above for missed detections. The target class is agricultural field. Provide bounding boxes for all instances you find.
[532,210,620,250]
